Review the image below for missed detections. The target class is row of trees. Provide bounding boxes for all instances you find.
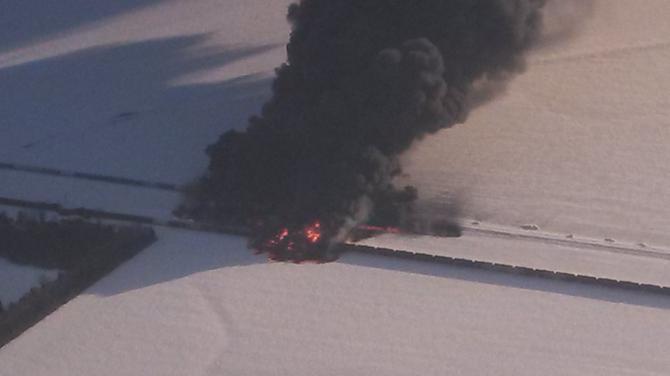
[0,211,156,346]
[0,212,119,270]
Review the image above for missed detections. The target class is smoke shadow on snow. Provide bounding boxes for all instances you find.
[339,251,670,310]
[0,34,278,182]
[0,0,169,53]
[0,34,281,295]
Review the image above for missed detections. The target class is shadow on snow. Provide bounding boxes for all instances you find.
[339,251,670,310]
[0,34,278,182]
[0,0,168,52]
[89,230,263,296]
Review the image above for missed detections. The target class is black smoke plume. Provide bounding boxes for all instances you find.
[180,0,547,260]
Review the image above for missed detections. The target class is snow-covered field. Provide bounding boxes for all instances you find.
[2,228,669,376]
[0,0,291,183]
[404,0,670,247]
[359,227,670,287]
[2,0,670,374]
[1,0,669,247]
[0,169,180,219]
[0,257,59,307]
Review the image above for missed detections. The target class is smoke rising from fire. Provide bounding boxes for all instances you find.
[183,0,548,259]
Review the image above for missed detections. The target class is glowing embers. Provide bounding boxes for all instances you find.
[304,221,322,243]
[256,221,327,262]
[266,227,290,248]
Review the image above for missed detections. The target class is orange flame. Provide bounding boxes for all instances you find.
[259,221,324,261]
[269,223,321,245]
[304,221,322,243]
[278,228,289,241]
[264,228,289,248]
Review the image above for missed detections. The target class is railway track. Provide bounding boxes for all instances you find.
[2,194,669,297]
[4,161,667,261]
[343,244,670,296]
[5,159,668,262]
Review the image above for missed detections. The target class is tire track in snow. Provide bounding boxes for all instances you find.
[190,282,234,375]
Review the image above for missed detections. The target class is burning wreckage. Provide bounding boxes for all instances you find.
[178,0,548,261]
[251,220,327,261]
[249,219,406,262]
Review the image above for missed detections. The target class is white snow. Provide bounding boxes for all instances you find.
[403,0,670,247]
[0,0,292,183]
[0,257,59,307]
[2,0,670,374]
[1,0,667,248]
[357,227,670,287]
[0,169,180,219]
[1,228,669,375]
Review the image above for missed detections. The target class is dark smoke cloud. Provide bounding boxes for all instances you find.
[181,0,547,257]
